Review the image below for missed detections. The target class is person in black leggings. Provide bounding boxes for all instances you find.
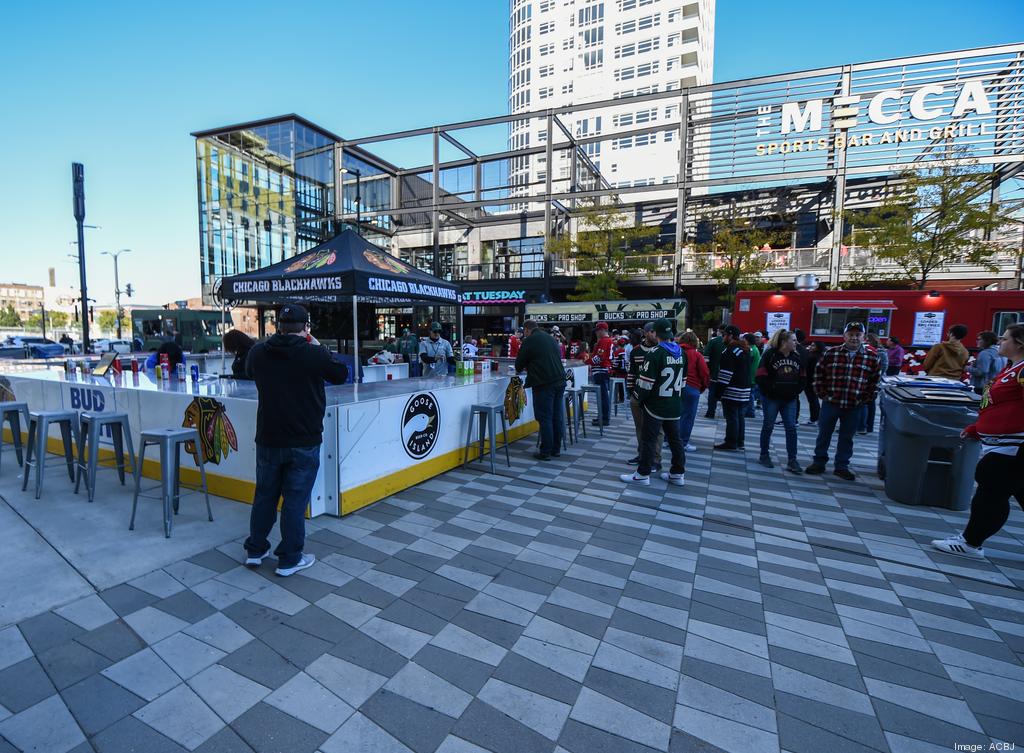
[932,324,1024,558]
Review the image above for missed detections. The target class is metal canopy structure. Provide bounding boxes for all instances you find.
[335,42,1024,287]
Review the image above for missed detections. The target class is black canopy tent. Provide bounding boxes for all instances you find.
[216,230,461,379]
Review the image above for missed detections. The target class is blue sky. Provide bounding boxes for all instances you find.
[0,0,1020,306]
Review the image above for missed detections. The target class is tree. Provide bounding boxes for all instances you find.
[694,217,782,308]
[547,198,660,301]
[97,309,118,334]
[852,153,1020,290]
[0,304,21,327]
[49,311,69,329]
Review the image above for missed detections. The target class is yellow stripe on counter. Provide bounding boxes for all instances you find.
[339,420,539,515]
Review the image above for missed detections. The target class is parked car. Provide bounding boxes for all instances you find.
[1,336,66,359]
[91,338,132,355]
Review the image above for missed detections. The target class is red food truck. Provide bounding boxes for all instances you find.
[731,289,1024,348]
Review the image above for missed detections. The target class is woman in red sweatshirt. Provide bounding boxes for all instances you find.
[677,332,710,452]
[932,324,1024,558]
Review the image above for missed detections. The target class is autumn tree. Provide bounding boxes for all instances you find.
[97,309,118,334]
[695,217,783,308]
[547,198,660,301]
[852,154,1019,290]
[0,304,21,327]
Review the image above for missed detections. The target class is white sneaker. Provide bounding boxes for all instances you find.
[619,472,650,486]
[244,546,271,568]
[685,444,697,453]
[275,553,316,576]
[660,472,685,486]
[930,534,985,559]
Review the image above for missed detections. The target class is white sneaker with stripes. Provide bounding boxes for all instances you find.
[930,533,985,559]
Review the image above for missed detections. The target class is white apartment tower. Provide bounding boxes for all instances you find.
[508,0,715,196]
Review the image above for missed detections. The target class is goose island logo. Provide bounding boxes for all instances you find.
[755,79,997,157]
[402,392,439,459]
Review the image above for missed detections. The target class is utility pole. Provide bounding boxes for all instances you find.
[72,163,90,352]
[102,249,131,339]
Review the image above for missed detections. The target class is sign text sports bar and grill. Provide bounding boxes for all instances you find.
[690,44,1024,186]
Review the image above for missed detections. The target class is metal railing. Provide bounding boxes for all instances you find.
[452,254,547,281]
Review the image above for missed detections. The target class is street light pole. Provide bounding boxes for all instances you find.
[102,249,131,339]
[72,163,90,352]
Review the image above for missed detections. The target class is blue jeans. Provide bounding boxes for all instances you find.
[677,385,700,445]
[746,385,760,417]
[245,445,320,568]
[760,396,798,462]
[532,381,566,457]
[813,401,859,471]
[858,398,876,432]
[722,399,746,447]
[591,371,610,425]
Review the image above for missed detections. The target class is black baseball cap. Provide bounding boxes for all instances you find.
[278,304,310,323]
[844,321,865,333]
[723,324,741,338]
[653,318,674,337]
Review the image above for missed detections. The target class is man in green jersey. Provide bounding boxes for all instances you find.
[621,318,688,487]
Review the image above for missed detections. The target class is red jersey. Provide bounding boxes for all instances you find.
[568,339,583,359]
[590,335,614,373]
[965,360,1024,455]
[509,335,521,358]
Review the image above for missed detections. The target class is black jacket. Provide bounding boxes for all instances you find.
[514,329,566,389]
[231,345,253,379]
[246,334,348,447]
[755,347,805,402]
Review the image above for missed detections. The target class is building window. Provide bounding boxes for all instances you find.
[582,27,603,48]
[539,64,554,77]
[562,37,575,49]
[635,107,657,124]
[578,3,604,26]
[539,43,554,55]
[618,0,655,9]
[583,49,603,70]
[539,86,554,99]
[663,129,676,142]
[539,21,555,34]
[562,82,574,94]
[540,0,555,10]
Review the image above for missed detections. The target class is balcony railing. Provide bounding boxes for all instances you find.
[453,254,546,281]
[549,253,676,278]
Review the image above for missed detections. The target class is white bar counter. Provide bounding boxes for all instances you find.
[1,363,589,516]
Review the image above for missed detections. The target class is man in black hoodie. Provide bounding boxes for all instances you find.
[243,304,347,576]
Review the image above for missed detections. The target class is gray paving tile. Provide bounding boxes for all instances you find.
[259,623,332,668]
[17,612,84,655]
[91,714,188,753]
[54,595,119,631]
[186,664,270,723]
[152,632,226,680]
[37,639,111,689]
[183,613,253,654]
[220,600,291,637]
[218,640,299,690]
[478,677,571,740]
[232,702,327,753]
[75,619,146,663]
[99,584,159,618]
[774,692,888,751]
[264,671,353,734]
[0,693,85,753]
[101,648,181,702]
[0,657,56,713]
[431,623,508,666]
[327,627,408,677]
[776,711,884,753]
[305,653,388,709]
[123,606,189,645]
[129,570,187,599]
[452,698,555,753]
[384,661,473,718]
[193,726,255,753]
[321,711,414,753]
[583,666,676,725]
[569,687,671,750]
[360,689,455,753]
[133,684,224,750]
[61,674,145,737]
[284,605,352,644]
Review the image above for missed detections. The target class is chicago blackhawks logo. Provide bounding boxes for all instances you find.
[363,248,408,274]
[182,397,238,465]
[285,250,336,273]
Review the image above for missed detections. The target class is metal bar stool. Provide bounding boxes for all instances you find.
[0,401,30,475]
[130,428,212,538]
[610,377,627,417]
[75,412,137,503]
[562,388,579,445]
[577,385,604,436]
[21,410,79,499]
[463,404,511,475]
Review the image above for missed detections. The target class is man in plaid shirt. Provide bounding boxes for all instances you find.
[806,321,883,480]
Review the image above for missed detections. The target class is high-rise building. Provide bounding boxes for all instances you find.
[508,0,715,194]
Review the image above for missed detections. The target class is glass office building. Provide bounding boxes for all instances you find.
[193,116,389,301]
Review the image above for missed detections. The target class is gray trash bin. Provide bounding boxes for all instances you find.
[879,385,981,510]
